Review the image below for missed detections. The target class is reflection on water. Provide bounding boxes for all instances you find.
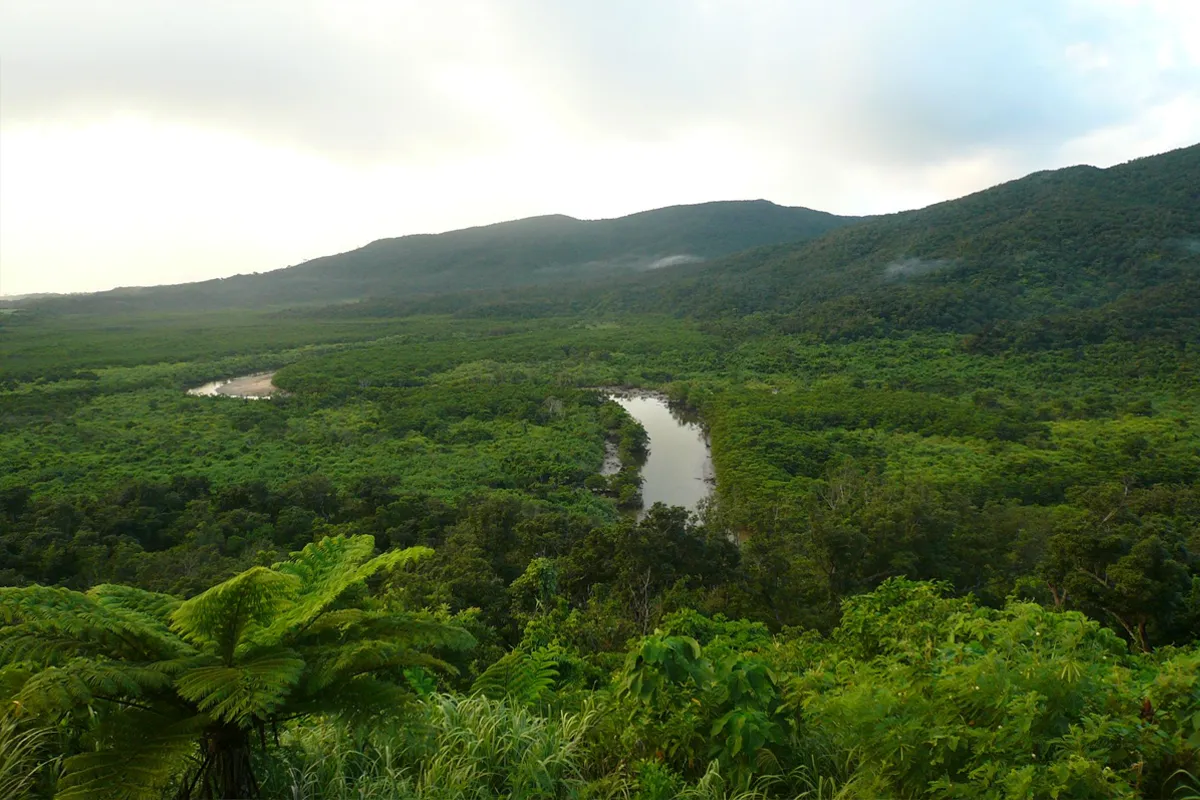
[608,393,713,514]
[187,372,278,399]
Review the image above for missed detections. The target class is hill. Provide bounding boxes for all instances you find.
[32,200,857,313]
[619,144,1200,348]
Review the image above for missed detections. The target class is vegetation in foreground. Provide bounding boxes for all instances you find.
[4,549,1198,798]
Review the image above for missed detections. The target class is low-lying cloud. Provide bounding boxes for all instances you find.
[883,257,955,280]
[646,254,705,270]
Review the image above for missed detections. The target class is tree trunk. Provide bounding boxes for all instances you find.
[202,723,258,799]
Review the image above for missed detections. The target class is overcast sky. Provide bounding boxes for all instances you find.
[2,1,1199,296]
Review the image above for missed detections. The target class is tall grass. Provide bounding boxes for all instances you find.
[0,713,55,799]
[259,693,598,800]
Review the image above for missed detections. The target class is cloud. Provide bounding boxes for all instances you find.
[883,257,955,280]
[647,255,705,270]
[4,1,1194,166]
[1,0,1198,294]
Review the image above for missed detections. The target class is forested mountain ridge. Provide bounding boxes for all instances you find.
[28,200,856,313]
[618,143,1200,346]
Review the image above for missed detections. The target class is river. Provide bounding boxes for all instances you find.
[186,372,278,399]
[608,392,714,515]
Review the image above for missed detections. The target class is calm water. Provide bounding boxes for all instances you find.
[609,393,713,514]
[186,372,278,399]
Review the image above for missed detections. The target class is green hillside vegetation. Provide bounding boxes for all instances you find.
[31,200,856,314]
[2,143,1199,798]
[613,143,1200,347]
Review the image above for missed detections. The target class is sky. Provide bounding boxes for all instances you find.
[2,1,1199,296]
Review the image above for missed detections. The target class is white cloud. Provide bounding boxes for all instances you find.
[1,0,1198,294]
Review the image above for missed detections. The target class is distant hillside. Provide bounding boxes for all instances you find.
[619,143,1200,349]
[33,200,857,313]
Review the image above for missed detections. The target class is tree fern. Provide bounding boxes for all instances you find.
[265,538,431,642]
[12,658,176,717]
[0,535,472,799]
[0,585,187,664]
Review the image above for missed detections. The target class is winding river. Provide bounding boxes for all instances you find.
[608,393,714,514]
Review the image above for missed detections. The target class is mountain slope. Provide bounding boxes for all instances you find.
[38,200,857,313]
[622,143,1200,347]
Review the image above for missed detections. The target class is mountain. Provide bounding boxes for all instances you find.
[32,200,858,313]
[619,143,1200,348]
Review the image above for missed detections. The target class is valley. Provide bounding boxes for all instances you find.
[2,144,1199,799]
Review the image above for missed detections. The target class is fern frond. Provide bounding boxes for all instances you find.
[14,657,179,718]
[0,586,96,626]
[0,630,114,665]
[298,610,475,653]
[472,648,560,706]
[354,546,435,582]
[170,568,298,662]
[263,536,377,640]
[357,614,476,651]
[296,607,368,634]
[174,649,304,726]
[56,712,204,800]
[89,585,180,623]
[266,537,431,642]
[89,585,181,646]
[285,675,412,723]
[304,640,455,694]
[0,587,188,664]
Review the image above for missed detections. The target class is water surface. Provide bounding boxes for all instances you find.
[187,372,278,399]
[609,393,713,514]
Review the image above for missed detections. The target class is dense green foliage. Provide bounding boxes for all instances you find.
[2,143,1199,797]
